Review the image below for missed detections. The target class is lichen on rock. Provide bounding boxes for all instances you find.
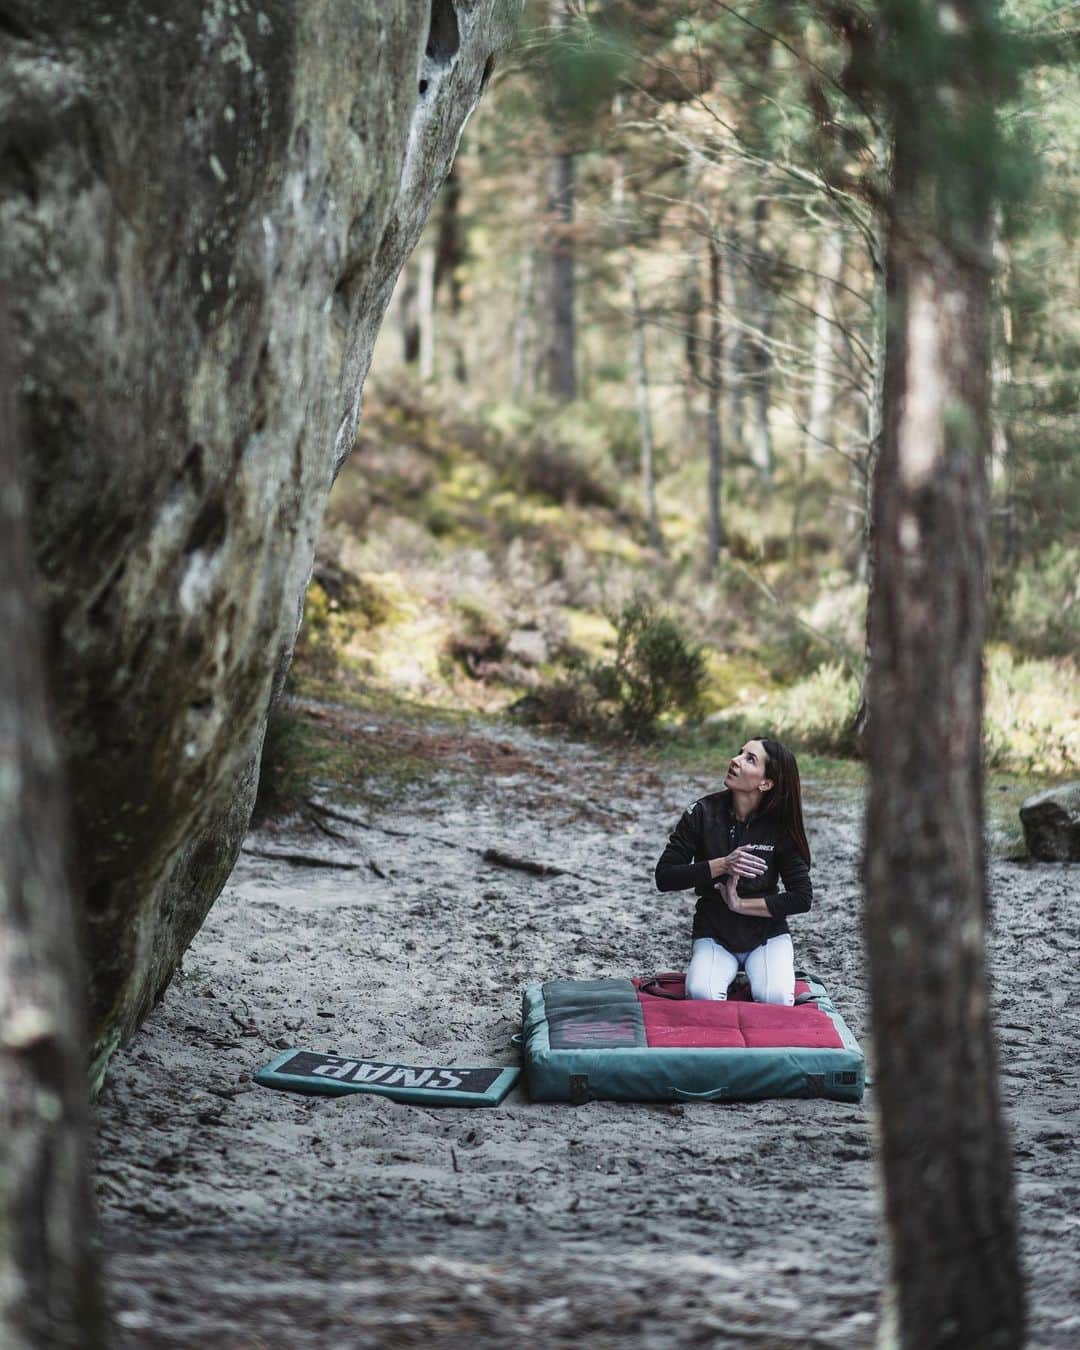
[0,0,520,1071]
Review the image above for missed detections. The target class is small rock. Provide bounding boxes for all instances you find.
[1020,782,1080,861]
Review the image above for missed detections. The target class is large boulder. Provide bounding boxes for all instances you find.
[0,0,519,1079]
[1020,783,1080,863]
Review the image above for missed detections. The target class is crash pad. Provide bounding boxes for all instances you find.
[521,972,864,1103]
[254,1050,520,1107]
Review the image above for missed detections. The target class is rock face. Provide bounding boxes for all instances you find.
[0,0,519,1075]
[1020,783,1080,862]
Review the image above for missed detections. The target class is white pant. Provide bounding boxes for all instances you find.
[686,935,796,1006]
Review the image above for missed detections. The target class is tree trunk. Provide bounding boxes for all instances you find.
[545,146,577,401]
[791,223,846,563]
[544,0,576,402]
[863,4,1024,1345]
[627,260,663,553]
[417,240,437,383]
[511,245,536,401]
[682,151,705,438]
[706,232,724,574]
[434,164,468,384]
[0,309,107,1349]
[859,239,886,583]
[744,198,773,481]
[683,241,703,436]
[612,97,662,553]
[992,237,1018,568]
[721,204,744,454]
[850,203,887,744]
[807,224,845,454]
[397,261,420,365]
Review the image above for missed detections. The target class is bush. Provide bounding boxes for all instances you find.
[589,598,707,735]
[983,646,1079,775]
[291,580,344,681]
[699,650,1079,772]
[520,600,706,738]
[701,663,861,759]
[291,558,394,684]
[314,558,393,629]
[768,664,861,755]
[993,543,1079,659]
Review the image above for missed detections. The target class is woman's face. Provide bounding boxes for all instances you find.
[723,740,772,794]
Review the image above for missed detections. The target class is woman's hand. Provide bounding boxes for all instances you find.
[720,875,743,913]
[722,874,772,918]
[709,846,768,881]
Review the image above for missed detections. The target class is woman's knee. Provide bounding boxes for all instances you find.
[748,939,795,1005]
[749,968,794,1004]
[686,968,726,1001]
[685,956,725,1001]
[686,941,731,1001]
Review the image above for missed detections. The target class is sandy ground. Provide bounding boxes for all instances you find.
[94,702,1080,1348]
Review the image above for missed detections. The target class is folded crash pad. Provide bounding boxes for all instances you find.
[521,972,864,1103]
[254,1050,520,1107]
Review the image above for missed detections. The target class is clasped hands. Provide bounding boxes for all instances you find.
[709,845,767,915]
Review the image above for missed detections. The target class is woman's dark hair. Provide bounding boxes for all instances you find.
[754,736,811,866]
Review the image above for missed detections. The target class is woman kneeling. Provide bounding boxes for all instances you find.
[654,737,812,1006]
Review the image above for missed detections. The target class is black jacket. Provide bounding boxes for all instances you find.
[655,789,812,951]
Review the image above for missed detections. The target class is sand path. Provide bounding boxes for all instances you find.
[94,703,1080,1347]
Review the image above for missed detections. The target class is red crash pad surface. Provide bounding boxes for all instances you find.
[633,974,844,1050]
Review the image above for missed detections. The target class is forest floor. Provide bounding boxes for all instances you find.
[94,698,1080,1348]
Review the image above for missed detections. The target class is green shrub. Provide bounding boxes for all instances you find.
[993,543,1080,659]
[768,663,861,755]
[522,599,706,738]
[292,580,345,681]
[589,598,707,735]
[292,559,396,683]
[698,650,1078,773]
[983,646,1079,774]
[761,626,827,685]
[699,663,861,759]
